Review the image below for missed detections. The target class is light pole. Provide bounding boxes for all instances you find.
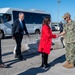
[74,17,75,21]
[57,0,61,23]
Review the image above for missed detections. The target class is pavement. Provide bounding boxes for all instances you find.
[0,33,75,75]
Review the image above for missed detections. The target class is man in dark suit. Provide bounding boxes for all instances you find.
[12,12,29,60]
[0,31,7,68]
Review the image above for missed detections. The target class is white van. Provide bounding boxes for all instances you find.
[0,8,50,38]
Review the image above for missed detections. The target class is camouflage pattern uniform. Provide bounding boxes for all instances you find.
[64,20,75,63]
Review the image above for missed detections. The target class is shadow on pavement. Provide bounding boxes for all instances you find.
[2,36,12,39]
[18,55,65,75]
[2,52,13,56]
[3,40,39,67]
[22,39,39,56]
[18,66,50,75]
[4,53,40,67]
[50,54,66,67]
[4,59,21,67]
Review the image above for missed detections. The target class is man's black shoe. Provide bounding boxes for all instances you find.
[63,46,65,48]
[18,55,24,61]
[15,55,18,58]
[15,55,24,60]
[0,64,8,68]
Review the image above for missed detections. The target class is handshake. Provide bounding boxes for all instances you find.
[56,33,61,38]
[55,31,65,38]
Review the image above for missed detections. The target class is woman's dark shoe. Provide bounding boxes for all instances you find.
[40,64,44,67]
[45,64,50,68]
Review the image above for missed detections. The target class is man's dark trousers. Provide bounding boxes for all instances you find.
[15,34,23,57]
[0,39,2,64]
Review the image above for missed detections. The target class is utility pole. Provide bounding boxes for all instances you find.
[57,0,61,23]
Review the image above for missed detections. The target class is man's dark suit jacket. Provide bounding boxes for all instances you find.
[12,19,29,37]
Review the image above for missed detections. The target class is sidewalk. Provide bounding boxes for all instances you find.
[1,47,75,75]
[0,35,75,75]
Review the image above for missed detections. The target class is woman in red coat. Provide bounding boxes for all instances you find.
[38,17,57,68]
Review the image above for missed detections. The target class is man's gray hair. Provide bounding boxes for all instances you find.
[19,12,24,16]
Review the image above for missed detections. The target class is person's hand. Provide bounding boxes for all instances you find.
[58,33,61,37]
[56,34,59,38]
[12,37,15,40]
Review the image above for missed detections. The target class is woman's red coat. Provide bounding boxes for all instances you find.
[38,24,56,54]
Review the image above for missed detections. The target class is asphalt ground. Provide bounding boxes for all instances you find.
[0,32,75,75]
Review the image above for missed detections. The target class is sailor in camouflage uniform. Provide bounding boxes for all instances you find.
[59,13,75,68]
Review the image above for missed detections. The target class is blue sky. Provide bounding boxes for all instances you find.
[0,0,75,22]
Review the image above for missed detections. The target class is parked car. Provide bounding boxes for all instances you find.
[52,24,60,31]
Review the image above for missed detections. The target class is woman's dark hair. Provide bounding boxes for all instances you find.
[42,16,50,25]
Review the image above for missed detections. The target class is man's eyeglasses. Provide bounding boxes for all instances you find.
[64,17,68,20]
[64,18,66,20]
